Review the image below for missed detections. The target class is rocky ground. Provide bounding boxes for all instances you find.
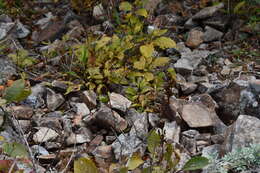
[0,0,259,172]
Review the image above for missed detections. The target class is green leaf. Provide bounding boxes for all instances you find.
[74,157,98,173]
[125,87,137,96]
[151,57,170,68]
[2,142,28,158]
[79,45,88,63]
[182,156,209,171]
[135,8,148,17]
[140,44,154,58]
[167,67,176,80]
[153,37,176,49]
[119,2,132,11]
[119,167,128,173]
[127,153,144,170]
[234,1,246,14]
[3,79,31,103]
[147,130,161,154]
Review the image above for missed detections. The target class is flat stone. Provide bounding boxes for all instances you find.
[203,26,223,42]
[94,104,128,132]
[66,132,92,145]
[82,90,97,109]
[186,29,204,48]
[109,92,131,112]
[33,127,59,143]
[75,103,90,116]
[9,105,33,119]
[192,3,224,20]
[0,56,17,84]
[174,50,211,75]
[129,113,148,139]
[25,84,46,108]
[179,82,197,94]
[181,103,214,127]
[223,115,260,152]
[46,88,65,111]
[92,145,113,159]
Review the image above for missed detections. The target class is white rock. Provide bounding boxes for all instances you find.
[33,127,59,143]
[75,103,90,116]
[109,92,132,112]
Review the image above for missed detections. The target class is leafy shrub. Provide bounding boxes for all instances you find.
[70,1,177,111]
[205,144,260,173]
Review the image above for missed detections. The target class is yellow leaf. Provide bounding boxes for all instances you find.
[144,72,154,81]
[140,44,154,57]
[151,29,168,36]
[153,37,176,49]
[74,157,98,173]
[151,57,170,68]
[119,2,132,11]
[0,136,5,141]
[134,58,146,70]
[127,153,144,170]
[135,8,148,17]
[95,36,111,51]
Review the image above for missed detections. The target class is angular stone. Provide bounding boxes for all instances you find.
[33,127,59,143]
[0,56,17,85]
[184,18,199,29]
[223,115,260,152]
[181,103,214,127]
[75,103,90,116]
[112,133,146,160]
[10,105,33,119]
[129,113,148,139]
[192,3,224,20]
[92,145,113,159]
[174,50,211,75]
[15,20,30,38]
[66,132,92,145]
[163,121,180,143]
[51,80,68,91]
[186,29,204,48]
[203,26,223,42]
[46,88,65,111]
[249,79,260,93]
[25,84,46,108]
[109,92,131,112]
[82,90,97,109]
[179,82,197,94]
[94,104,127,132]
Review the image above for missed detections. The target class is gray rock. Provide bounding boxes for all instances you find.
[148,113,161,127]
[109,92,131,112]
[174,50,211,75]
[201,144,222,173]
[0,57,17,84]
[0,22,15,40]
[74,103,90,116]
[15,20,30,38]
[249,79,260,93]
[24,84,46,108]
[192,3,224,20]
[181,130,200,154]
[129,113,148,139]
[163,121,180,143]
[9,105,33,119]
[31,145,49,156]
[66,132,92,145]
[184,18,199,29]
[176,42,191,53]
[51,80,68,91]
[0,109,4,127]
[35,12,55,29]
[203,26,223,42]
[0,14,12,23]
[33,127,59,143]
[93,4,105,21]
[223,115,260,152]
[125,108,141,126]
[94,104,127,132]
[46,88,65,111]
[92,145,113,159]
[181,103,214,127]
[112,133,146,160]
[179,82,198,94]
[82,90,97,109]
